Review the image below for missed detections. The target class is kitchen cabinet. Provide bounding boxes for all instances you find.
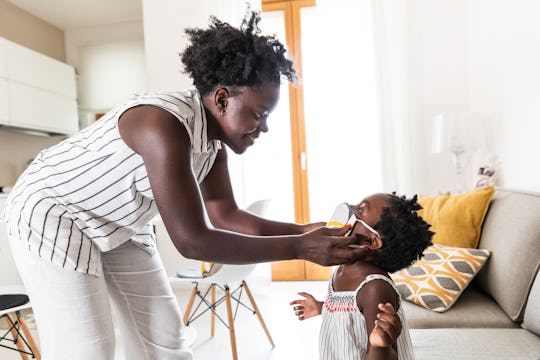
[0,78,8,124]
[0,195,24,289]
[0,37,78,135]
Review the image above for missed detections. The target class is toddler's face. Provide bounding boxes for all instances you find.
[349,193,390,241]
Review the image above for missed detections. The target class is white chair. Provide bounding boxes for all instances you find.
[155,200,273,360]
[1,215,41,360]
[0,293,41,360]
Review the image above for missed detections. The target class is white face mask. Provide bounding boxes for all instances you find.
[327,202,379,249]
[326,202,355,229]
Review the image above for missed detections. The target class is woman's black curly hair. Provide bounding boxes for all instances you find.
[371,193,434,273]
[180,9,296,95]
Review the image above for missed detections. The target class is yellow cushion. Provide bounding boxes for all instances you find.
[417,186,495,248]
[391,244,491,312]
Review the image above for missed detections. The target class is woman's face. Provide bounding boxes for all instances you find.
[215,84,280,154]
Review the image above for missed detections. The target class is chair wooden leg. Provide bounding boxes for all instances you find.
[224,286,238,360]
[183,285,198,326]
[4,313,30,360]
[17,313,42,360]
[211,284,216,337]
[242,280,275,347]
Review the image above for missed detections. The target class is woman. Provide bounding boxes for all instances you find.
[1,10,366,360]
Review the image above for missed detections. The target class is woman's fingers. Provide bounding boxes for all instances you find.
[299,227,369,266]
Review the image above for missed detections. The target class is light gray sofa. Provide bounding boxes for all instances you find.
[404,188,540,360]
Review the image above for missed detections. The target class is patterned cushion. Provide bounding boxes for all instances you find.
[391,244,491,312]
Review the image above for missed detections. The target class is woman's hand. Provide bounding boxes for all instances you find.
[289,292,323,320]
[295,226,367,266]
[298,221,326,233]
[369,303,403,348]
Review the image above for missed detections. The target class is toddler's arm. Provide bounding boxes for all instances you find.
[289,292,323,320]
[358,281,402,360]
[369,303,402,349]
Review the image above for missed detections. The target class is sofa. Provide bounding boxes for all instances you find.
[401,188,540,359]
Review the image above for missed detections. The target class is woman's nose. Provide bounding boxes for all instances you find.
[259,118,269,133]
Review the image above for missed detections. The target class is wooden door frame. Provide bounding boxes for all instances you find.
[263,0,331,281]
[262,0,314,225]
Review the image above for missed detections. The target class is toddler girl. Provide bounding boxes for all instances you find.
[291,193,433,360]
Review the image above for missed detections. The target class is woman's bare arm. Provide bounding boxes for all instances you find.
[201,148,323,236]
[118,105,363,265]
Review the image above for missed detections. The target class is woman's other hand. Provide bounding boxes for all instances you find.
[289,292,323,320]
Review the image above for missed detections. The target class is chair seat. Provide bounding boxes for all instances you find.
[177,267,206,279]
[0,294,29,311]
[0,293,42,359]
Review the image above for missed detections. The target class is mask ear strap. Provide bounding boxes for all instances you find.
[357,219,382,239]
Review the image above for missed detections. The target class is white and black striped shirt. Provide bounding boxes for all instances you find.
[1,90,221,276]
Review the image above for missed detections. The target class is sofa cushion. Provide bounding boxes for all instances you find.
[417,186,494,248]
[410,328,540,360]
[475,188,540,322]
[392,244,490,312]
[402,287,516,328]
[522,270,540,335]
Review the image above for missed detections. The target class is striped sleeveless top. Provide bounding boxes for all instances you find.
[319,272,416,360]
[0,90,221,276]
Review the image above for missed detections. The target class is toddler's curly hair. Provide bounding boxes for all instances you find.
[371,193,434,273]
[181,9,296,95]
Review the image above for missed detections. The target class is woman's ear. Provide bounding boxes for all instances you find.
[214,87,229,114]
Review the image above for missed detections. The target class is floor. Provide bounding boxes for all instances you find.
[0,278,327,360]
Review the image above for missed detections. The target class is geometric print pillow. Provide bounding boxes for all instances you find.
[390,244,491,312]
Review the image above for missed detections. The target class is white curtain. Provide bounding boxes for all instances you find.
[302,0,383,221]
[371,0,415,195]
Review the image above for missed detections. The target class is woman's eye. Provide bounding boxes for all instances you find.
[254,111,269,120]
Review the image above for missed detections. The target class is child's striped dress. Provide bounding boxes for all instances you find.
[319,272,416,360]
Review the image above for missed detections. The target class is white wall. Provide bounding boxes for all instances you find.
[466,0,540,193]
[142,0,260,92]
[410,0,540,195]
[64,21,146,126]
[77,40,146,112]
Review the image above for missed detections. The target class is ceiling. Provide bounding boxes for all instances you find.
[7,0,143,30]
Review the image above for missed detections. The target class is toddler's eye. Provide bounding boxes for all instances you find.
[353,207,362,217]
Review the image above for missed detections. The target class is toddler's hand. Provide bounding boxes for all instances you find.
[289,292,323,321]
[369,303,402,348]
